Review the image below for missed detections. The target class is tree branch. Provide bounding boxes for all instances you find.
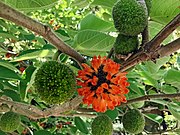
[144,14,180,51]
[77,93,180,113]
[157,38,180,57]
[0,95,83,119]
[120,14,180,72]
[0,1,85,63]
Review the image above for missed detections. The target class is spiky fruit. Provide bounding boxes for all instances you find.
[114,34,139,55]
[112,0,148,36]
[0,112,21,133]
[34,61,76,104]
[91,115,113,135]
[122,109,145,134]
[145,0,152,15]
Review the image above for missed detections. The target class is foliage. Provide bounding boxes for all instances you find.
[0,0,179,134]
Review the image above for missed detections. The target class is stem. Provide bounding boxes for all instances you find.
[0,1,85,63]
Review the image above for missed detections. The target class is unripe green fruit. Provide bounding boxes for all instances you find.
[112,0,148,36]
[0,112,21,133]
[91,115,113,135]
[145,0,152,15]
[122,109,145,134]
[114,34,139,55]
[34,61,76,104]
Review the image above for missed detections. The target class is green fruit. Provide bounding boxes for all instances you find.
[114,34,139,55]
[112,0,148,36]
[0,111,21,133]
[145,0,152,15]
[34,61,76,104]
[122,109,145,134]
[92,115,113,135]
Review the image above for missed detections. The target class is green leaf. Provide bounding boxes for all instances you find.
[128,81,145,96]
[0,31,18,40]
[74,117,89,134]
[145,113,163,124]
[144,56,170,73]
[0,60,20,74]
[164,69,180,89]
[91,0,117,9]
[71,0,89,8]
[12,49,55,62]
[34,130,52,135]
[149,21,173,44]
[161,85,177,94]
[168,105,180,121]
[1,0,58,11]
[18,80,27,100]
[0,65,21,80]
[74,30,115,56]
[2,89,21,101]
[80,14,115,32]
[104,108,119,121]
[150,0,179,24]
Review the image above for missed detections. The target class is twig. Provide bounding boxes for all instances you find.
[77,93,180,113]
[144,14,180,51]
[107,47,114,59]
[0,1,85,64]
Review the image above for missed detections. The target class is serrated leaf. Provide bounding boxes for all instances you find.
[164,69,180,89]
[145,113,163,124]
[91,0,117,9]
[74,30,115,56]
[150,0,179,24]
[80,14,115,32]
[1,0,58,11]
[74,117,88,134]
[0,65,21,80]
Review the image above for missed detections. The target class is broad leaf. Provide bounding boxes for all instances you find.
[74,30,115,56]
[1,0,58,11]
[104,108,119,121]
[164,69,180,89]
[144,56,170,73]
[161,85,177,94]
[150,0,179,24]
[80,14,115,32]
[91,0,117,9]
[74,117,89,134]
[168,105,180,121]
[149,21,173,44]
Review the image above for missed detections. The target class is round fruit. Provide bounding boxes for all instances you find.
[122,109,145,134]
[145,0,152,15]
[112,0,148,36]
[34,61,76,104]
[114,34,139,55]
[0,111,21,133]
[91,115,113,135]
